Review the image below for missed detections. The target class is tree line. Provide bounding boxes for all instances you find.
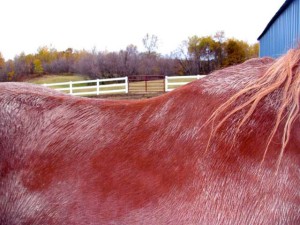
[0,32,259,82]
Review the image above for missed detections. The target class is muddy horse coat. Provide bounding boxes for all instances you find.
[1,49,300,224]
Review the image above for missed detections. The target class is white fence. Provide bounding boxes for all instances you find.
[42,75,206,96]
[43,77,128,96]
[165,75,206,92]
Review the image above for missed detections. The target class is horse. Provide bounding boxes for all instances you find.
[0,48,299,224]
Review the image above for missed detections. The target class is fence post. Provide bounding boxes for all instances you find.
[69,81,73,95]
[96,79,100,95]
[165,76,168,92]
[145,75,147,92]
[125,77,129,93]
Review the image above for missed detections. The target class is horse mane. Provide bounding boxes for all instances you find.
[206,48,300,171]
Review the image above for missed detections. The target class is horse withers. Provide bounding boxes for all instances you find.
[0,49,300,224]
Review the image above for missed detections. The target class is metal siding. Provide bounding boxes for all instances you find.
[259,0,300,58]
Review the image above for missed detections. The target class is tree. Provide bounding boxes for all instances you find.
[0,52,5,70]
[14,52,35,79]
[187,35,218,74]
[33,59,44,75]
[37,46,56,63]
[248,43,259,58]
[213,31,226,69]
[174,40,194,75]
[119,44,139,76]
[142,33,159,55]
[223,39,248,66]
[187,35,202,74]
[0,33,260,81]
[214,31,225,43]
[6,60,15,81]
[197,36,217,73]
[0,52,5,81]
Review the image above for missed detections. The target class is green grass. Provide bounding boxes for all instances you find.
[26,74,89,85]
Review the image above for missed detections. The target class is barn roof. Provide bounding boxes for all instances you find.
[258,0,295,40]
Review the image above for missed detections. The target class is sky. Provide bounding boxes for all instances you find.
[0,0,286,60]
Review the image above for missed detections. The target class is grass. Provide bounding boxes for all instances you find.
[25,74,127,96]
[26,74,89,85]
[167,77,198,84]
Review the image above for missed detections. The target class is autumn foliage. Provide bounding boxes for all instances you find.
[0,32,259,81]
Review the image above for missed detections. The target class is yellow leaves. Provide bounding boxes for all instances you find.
[33,59,44,75]
[0,52,4,69]
[7,70,14,81]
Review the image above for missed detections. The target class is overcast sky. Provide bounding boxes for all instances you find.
[0,0,285,60]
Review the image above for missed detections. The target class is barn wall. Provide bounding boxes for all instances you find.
[259,0,300,58]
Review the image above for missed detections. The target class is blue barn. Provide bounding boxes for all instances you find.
[258,0,300,58]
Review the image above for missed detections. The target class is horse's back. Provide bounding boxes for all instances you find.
[1,53,300,224]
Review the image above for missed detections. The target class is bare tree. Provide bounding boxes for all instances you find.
[119,45,139,76]
[142,33,159,55]
[174,41,194,75]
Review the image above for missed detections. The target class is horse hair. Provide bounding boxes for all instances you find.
[206,48,300,171]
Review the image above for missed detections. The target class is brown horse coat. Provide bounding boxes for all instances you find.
[0,50,300,224]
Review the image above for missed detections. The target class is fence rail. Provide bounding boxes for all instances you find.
[43,77,128,96]
[42,75,206,96]
[165,75,206,92]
